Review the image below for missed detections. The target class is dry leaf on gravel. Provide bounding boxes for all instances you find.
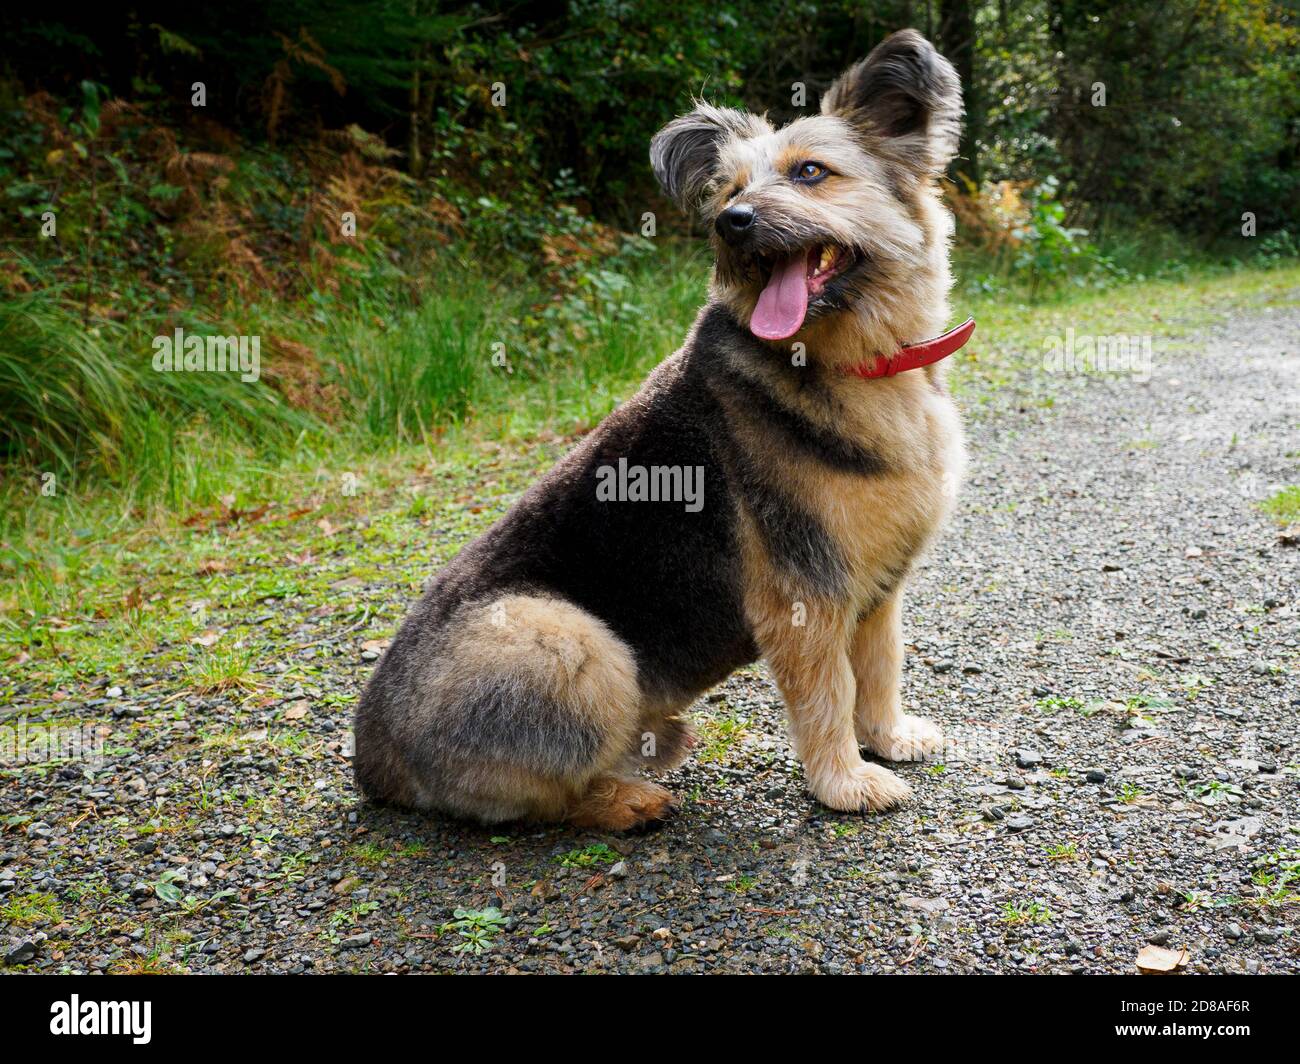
[1136,944,1189,973]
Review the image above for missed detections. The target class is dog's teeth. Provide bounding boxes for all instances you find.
[818,247,834,272]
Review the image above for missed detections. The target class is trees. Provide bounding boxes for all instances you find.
[1046,0,1299,232]
[940,0,980,183]
[0,1,1295,235]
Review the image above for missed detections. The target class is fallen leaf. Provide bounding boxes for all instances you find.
[1136,944,1188,973]
[282,700,309,720]
[191,630,221,648]
[197,559,230,575]
[361,638,391,654]
[900,895,950,916]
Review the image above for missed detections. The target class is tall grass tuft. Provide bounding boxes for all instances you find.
[330,281,488,441]
[0,245,712,517]
[0,282,317,505]
[0,285,137,476]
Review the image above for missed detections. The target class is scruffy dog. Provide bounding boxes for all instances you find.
[355,30,969,829]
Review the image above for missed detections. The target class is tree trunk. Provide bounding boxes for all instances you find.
[407,46,422,178]
[938,0,978,185]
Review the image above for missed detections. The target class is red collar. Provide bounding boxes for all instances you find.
[841,317,975,379]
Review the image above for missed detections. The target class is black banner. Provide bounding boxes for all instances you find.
[0,973,1288,1049]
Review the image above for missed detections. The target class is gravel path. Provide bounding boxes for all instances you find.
[4,304,1297,974]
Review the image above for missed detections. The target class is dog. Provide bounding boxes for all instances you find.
[354,29,969,830]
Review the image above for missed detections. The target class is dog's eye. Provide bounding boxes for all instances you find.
[793,161,828,183]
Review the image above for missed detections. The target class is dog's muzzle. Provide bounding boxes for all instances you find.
[715,204,756,247]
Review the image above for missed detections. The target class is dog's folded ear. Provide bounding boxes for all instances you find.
[650,103,766,212]
[820,29,963,173]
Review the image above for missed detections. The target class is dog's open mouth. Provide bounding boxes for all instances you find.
[750,244,855,341]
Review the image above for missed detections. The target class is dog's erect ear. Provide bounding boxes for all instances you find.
[820,29,963,173]
[650,103,762,211]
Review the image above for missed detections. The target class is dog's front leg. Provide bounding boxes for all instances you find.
[851,586,944,761]
[760,611,911,813]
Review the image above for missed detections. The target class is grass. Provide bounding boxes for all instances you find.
[1,891,61,926]
[1178,672,1215,700]
[1034,696,1083,713]
[0,286,313,505]
[1116,782,1145,805]
[1000,900,1052,926]
[1247,848,1300,908]
[330,901,380,928]
[1,256,1298,694]
[1259,485,1300,523]
[347,842,389,868]
[697,711,750,764]
[108,948,182,975]
[0,244,700,512]
[555,843,619,869]
[186,647,260,695]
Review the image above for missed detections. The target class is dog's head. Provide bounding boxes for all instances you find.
[650,30,962,348]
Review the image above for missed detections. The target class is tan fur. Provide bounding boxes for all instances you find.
[720,355,964,600]
[851,588,944,760]
[568,776,676,830]
[722,360,960,803]
[695,46,967,811]
[627,702,697,775]
[364,35,968,828]
[427,594,638,750]
[742,574,911,812]
[706,111,957,372]
[415,595,671,827]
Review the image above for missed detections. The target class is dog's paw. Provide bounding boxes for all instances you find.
[568,777,677,831]
[859,713,943,762]
[809,761,911,813]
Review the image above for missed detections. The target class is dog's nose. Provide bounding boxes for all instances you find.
[715,204,756,245]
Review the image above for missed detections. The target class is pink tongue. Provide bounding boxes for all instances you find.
[749,252,809,340]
